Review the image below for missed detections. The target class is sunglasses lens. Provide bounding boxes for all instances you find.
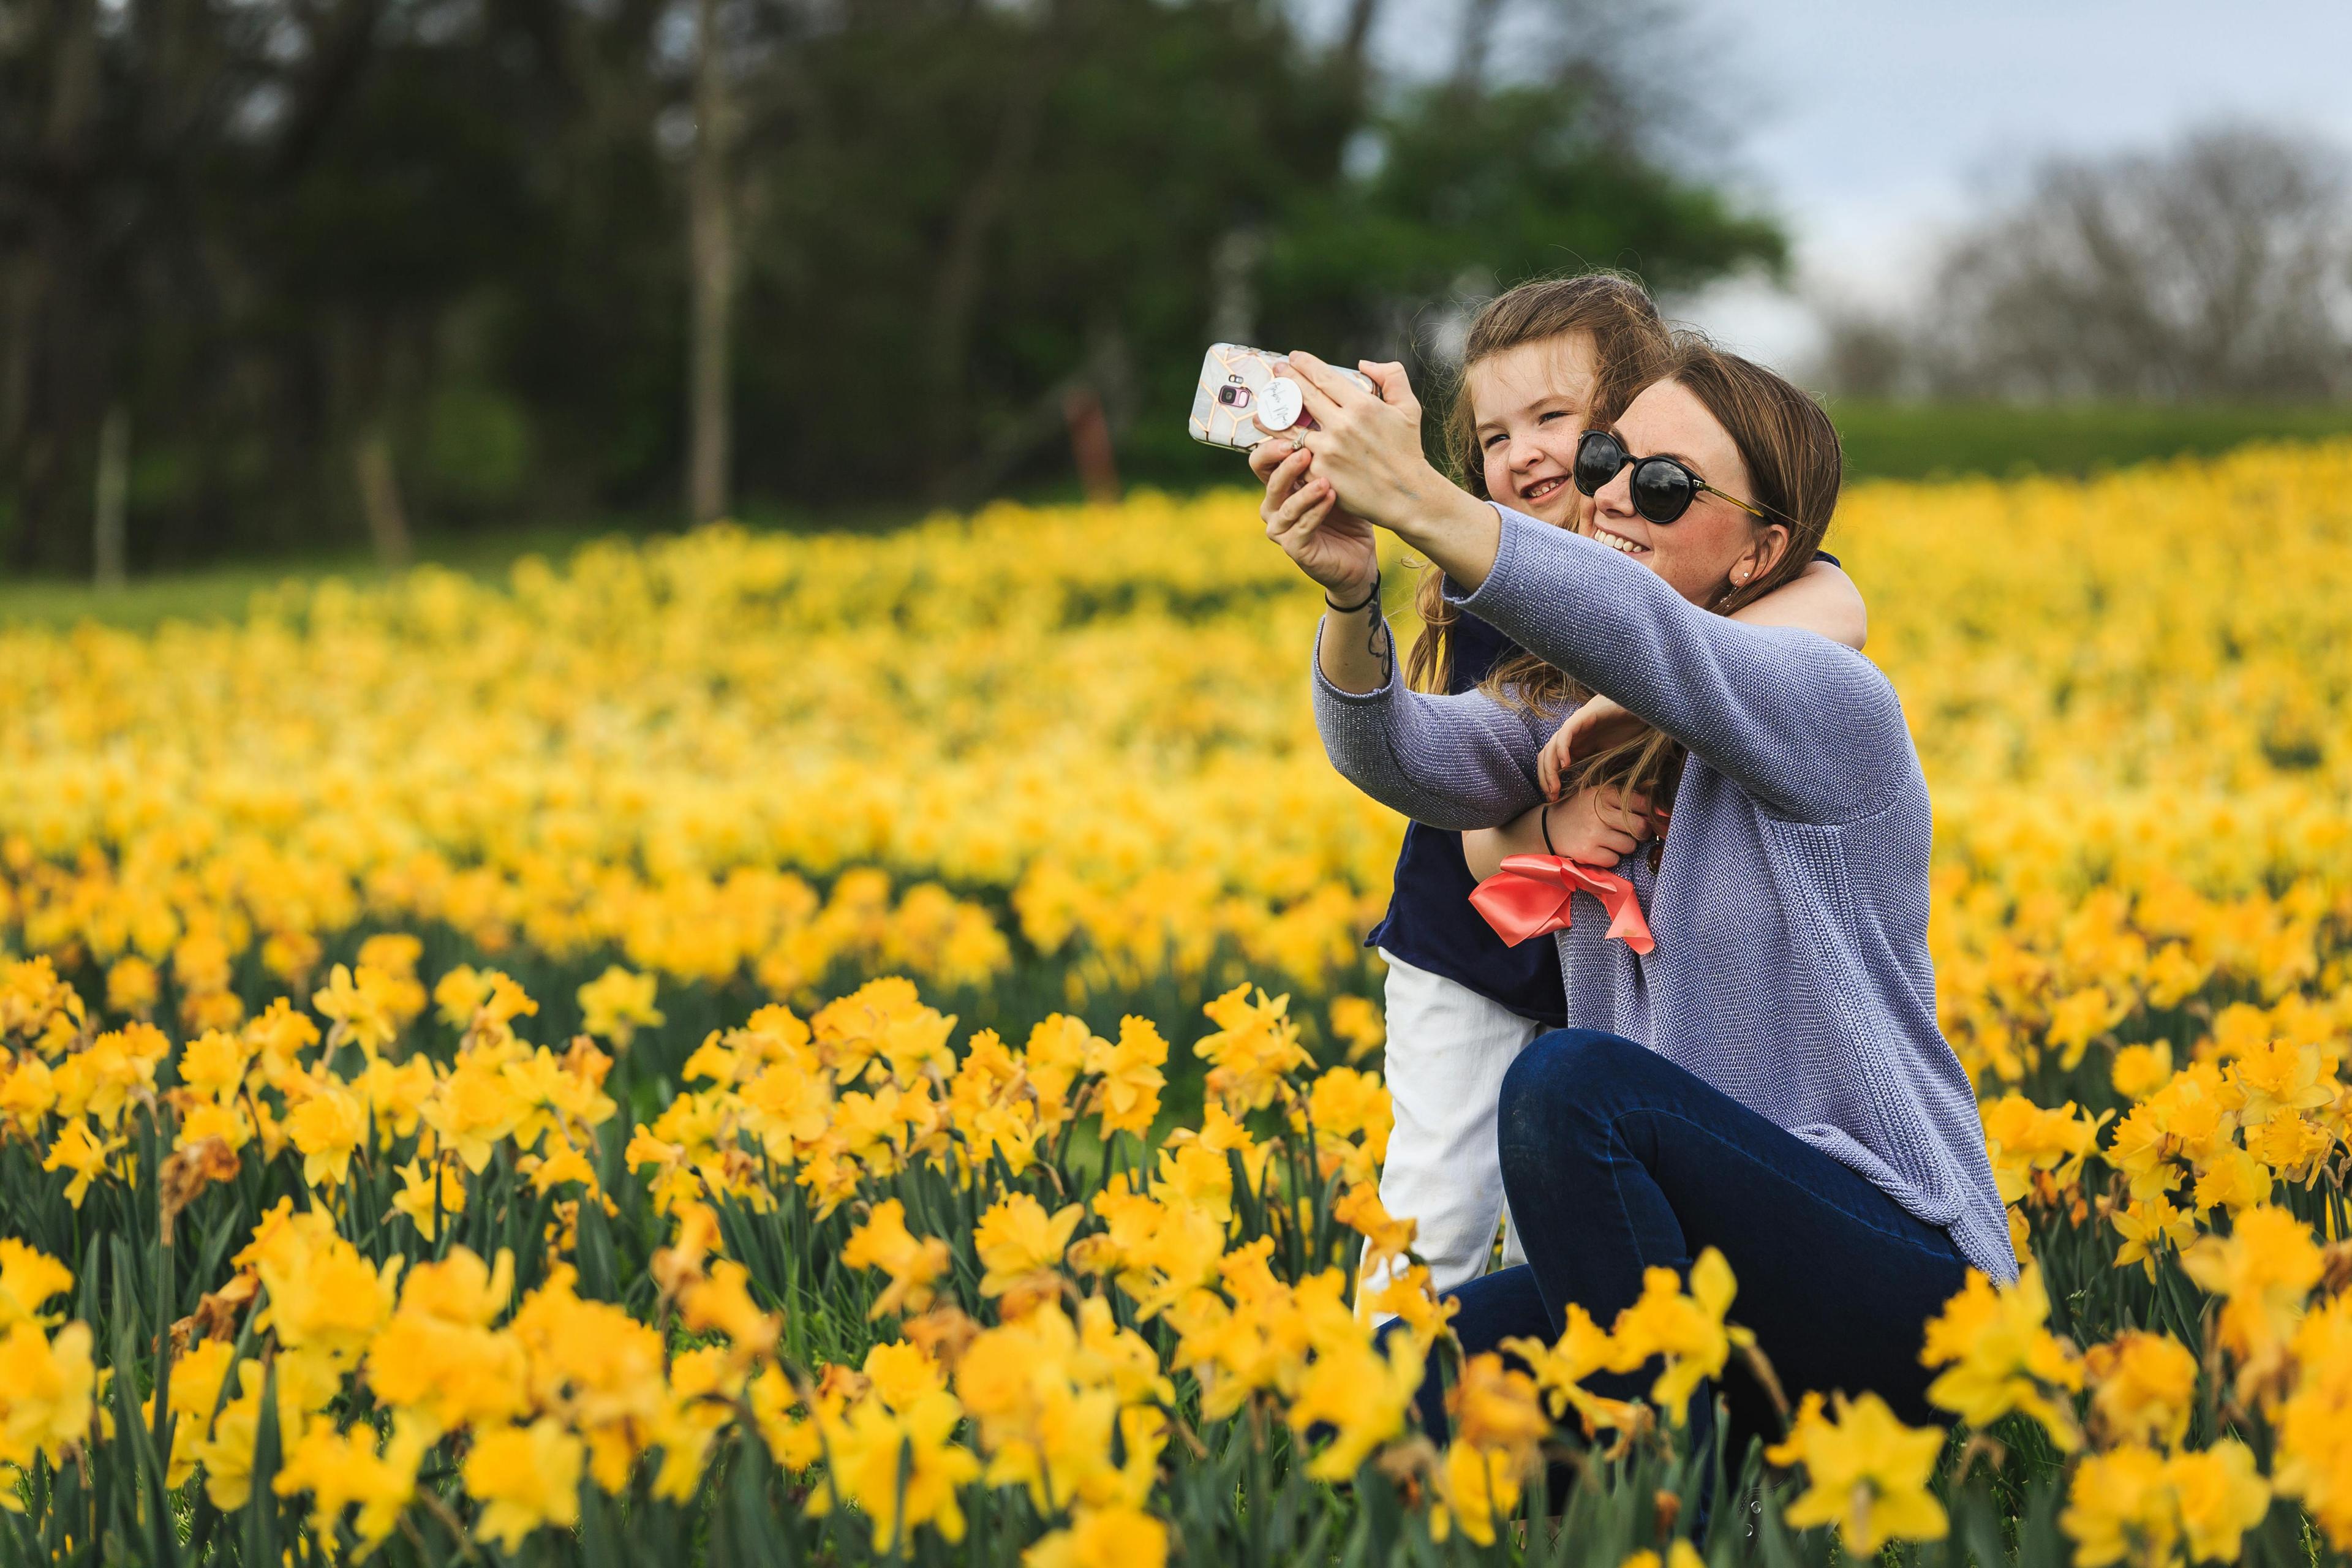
[1573,432,1625,496]
[1631,459,1697,524]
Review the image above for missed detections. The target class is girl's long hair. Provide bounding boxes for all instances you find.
[1408,273,1675,707]
[1565,337,1846,828]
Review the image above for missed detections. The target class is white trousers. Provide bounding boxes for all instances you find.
[1366,949,1546,1301]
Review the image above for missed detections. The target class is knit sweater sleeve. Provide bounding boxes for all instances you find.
[1450,507,1909,826]
[1308,617,1553,832]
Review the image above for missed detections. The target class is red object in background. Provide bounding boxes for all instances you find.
[1065,385,1121,505]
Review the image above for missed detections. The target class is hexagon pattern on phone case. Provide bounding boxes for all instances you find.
[1188,344,1373,450]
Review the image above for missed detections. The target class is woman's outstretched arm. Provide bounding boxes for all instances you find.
[1452,513,1902,824]
[1532,557,1866,797]
[1311,652,1556,831]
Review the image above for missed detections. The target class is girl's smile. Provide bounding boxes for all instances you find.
[1468,333,1600,528]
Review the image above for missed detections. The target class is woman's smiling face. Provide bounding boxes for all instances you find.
[1469,333,1599,529]
[1583,378,1790,607]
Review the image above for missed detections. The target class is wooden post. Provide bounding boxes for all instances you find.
[684,0,736,526]
[93,403,128,589]
[1063,385,1120,506]
[354,423,414,569]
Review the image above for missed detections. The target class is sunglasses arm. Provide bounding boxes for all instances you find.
[1704,484,1772,522]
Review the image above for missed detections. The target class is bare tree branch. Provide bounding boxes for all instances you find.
[1918,125,2352,401]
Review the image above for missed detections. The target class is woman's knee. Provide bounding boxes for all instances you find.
[1495,1028,1679,1181]
[1499,1029,1649,1123]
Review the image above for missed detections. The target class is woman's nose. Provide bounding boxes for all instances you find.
[1594,467,1634,515]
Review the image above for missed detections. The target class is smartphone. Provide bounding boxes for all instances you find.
[1188,344,1375,451]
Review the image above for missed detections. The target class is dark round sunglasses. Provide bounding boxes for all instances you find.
[1572,429,1770,526]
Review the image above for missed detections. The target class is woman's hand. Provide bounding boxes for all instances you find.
[1273,354,1450,532]
[1276,353,1503,589]
[1537,696,1649,801]
[1252,440,1377,600]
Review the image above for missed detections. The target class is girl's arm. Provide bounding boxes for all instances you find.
[1740,558,1866,650]
[1461,783,1651,881]
[1461,817,1542,883]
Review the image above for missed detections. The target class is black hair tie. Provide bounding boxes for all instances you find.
[1324,569,1381,614]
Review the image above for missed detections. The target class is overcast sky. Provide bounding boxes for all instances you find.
[1667,0,2352,366]
[1332,0,2352,371]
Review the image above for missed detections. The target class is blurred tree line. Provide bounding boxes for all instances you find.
[1817,125,2352,405]
[0,0,1780,573]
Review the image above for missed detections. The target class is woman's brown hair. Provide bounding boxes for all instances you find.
[1566,335,1846,827]
[1406,273,1674,705]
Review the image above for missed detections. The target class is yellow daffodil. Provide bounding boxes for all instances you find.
[2180,1204,2324,1398]
[1429,1434,1523,1547]
[1766,1391,1948,1555]
[1083,1016,1167,1139]
[273,1414,432,1552]
[1918,1265,2083,1449]
[2111,1194,2198,1281]
[462,1417,584,1551]
[1604,1249,1752,1424]
[576,965,664,1049]
[313,963,402,1060]
[973,1193,1084,1308]
[820,1387,982,1550]
[2084,1330,2199,1449]
[1023,1504,1168,1568]
[40,1118,124,1208]
[842,1198,954,1321]
[2063,1439,2270,1568]
[0,1320,100,1468]
[1194,986,1310,1114]
[0,1241,72,1332]
[284,1080,367,1188]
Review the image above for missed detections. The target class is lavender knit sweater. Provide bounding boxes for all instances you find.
[1314,507,2015,1282]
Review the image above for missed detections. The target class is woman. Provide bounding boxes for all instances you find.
[1261,274,1869,1309]
[1257,335,2010,1444]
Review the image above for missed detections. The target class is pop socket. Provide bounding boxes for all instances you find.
[1256,377,1304,432]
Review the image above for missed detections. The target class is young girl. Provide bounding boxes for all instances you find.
[1256,274,1870,1304]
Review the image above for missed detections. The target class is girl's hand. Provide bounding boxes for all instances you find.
[1253,440,1378,600]
[1537,695,1649,801]
[1276,353,1456,532]
[1542,782,1654,868]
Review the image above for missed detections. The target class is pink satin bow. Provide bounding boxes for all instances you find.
[1468,854,1656,954]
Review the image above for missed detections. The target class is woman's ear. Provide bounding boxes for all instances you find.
[1733,524,1792,587]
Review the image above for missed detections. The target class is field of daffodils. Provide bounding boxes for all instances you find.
[1,441,2348,1566]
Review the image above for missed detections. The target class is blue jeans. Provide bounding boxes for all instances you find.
[1407,1029,1969,1458]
